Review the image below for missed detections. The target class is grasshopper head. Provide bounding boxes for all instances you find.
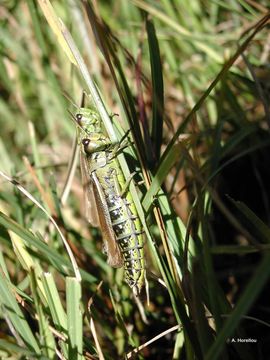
[75,108,102,134]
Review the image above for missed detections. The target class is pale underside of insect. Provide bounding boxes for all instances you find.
[75,108,145,295]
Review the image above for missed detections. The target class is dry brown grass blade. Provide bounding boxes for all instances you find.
[126,324,181,359]
[87,281,105,360]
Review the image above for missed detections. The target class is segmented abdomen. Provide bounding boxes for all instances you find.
[97,162,145,295]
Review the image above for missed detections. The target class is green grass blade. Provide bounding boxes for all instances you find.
[0,340,46,359]
[29,270,56,359]
[66,277,84,360]
[146,17,164,162]
[228,198,270,244]
[0,272,40,354]
[41,272,68,357]
[0,212,96,284]
[206,253,270,360]
[158,13,270,180]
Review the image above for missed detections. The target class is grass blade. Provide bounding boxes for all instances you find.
[0,272,40,354]
[146,17,164,162]
[66,277,84,360]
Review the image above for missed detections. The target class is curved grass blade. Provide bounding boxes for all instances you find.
[0,170,81,281]
[156,12,270,188]
[0,211,96,284]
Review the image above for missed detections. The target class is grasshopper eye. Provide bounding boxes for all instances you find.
[82,138,91,154]
[75,114,82,124]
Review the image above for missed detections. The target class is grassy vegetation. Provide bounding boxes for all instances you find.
[0,1,270,359]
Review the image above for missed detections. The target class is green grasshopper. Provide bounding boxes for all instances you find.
[75,108,145,295]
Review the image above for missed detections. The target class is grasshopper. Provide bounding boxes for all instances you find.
[75,108,145,295]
